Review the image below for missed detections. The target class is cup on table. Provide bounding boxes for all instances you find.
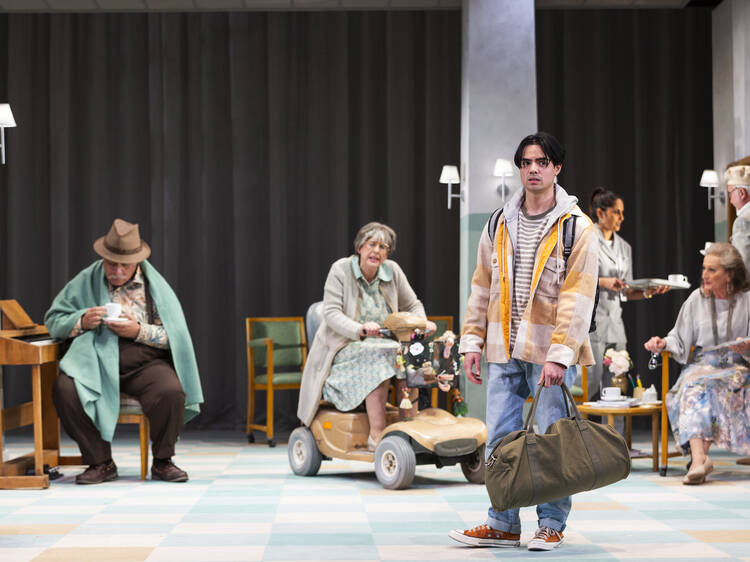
[601,386,621,400]
[668,273,687,284]
[633,386,644,400]
[105,302,122,319]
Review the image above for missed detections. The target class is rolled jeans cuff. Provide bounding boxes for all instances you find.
[538,516,565,533]
[486,513,521,535]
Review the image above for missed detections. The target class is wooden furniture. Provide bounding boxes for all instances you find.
[246,317,307,447]
[656,350,688,475]
[578,402,661,472]
[0,300,81,489]
[118,394,150,480]
[426,315,454,410]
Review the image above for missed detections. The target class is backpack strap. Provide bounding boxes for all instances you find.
[562,215,577,280]
[487,208,503,243]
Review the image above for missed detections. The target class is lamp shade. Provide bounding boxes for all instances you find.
[439,165,460,184]
[699,169,719,188]
[493,158,513,177]
[0,104,16,127]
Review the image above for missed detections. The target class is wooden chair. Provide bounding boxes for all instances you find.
[117,394,149,480]
[246,317,307,447]
[656,350,685,476]
[427,315,454,410]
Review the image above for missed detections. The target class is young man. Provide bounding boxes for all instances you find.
[449,132,599,551]
[726,165,750,269]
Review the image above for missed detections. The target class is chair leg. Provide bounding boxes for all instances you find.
[139,415,150,481]
[266,386,274,447]
[431,387,438,409]
[247,384,256,443]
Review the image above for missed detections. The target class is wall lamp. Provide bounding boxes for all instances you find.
[440,165,462,210]
[0,104,16,165]
[493,158,514,200]
[699,169,723,210]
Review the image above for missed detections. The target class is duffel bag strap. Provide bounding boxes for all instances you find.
[523,380,574,433]
[525,432,543,505]
[559,382,604,489]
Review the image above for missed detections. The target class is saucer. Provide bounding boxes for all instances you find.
[104,317,127,323]
[601,396,626,402]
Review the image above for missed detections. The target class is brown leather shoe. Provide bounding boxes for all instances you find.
[75,461,118,485]
[151,459,188,482]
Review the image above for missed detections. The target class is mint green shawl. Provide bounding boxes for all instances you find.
[44,260,203,442]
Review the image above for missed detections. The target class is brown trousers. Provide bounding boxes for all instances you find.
[53,339,186,465]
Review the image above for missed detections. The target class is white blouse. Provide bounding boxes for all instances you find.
[664,288,750,364]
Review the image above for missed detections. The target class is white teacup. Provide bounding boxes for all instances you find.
[601,386,621,400]
[105,302,122,319]
[668,273,687,284]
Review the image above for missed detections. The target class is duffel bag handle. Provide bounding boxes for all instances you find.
[523,381,582,434]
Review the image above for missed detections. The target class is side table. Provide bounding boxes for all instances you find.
[577,403,661,472]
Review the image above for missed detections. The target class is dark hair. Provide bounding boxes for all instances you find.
[589,187,622,221]
[513,132,565,168]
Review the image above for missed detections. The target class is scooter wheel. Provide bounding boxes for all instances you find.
[461,444,486,484]
[374,436,416,490]
[288,427,322,476]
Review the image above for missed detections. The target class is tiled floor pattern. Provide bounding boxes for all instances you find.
[1,430,749,561]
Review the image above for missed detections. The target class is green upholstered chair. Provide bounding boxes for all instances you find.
[118,394,149,480]
[246,317,307,447]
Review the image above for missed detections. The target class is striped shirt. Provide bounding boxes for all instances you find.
[510,205,552,350]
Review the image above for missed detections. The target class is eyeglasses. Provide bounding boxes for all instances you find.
[519,157,551,169]
[364,241,390,252]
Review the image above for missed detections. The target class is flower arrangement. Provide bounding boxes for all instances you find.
[603,349,633,376]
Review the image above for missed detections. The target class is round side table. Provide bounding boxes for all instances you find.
[577,403,661,472]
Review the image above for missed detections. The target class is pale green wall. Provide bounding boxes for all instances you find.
[459,212,491,420]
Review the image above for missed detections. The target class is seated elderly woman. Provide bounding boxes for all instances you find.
[644,243,750,485]
[297,222,436,450]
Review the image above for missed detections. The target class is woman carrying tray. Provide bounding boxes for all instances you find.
[585,188,670,401]
[644,243,750,484]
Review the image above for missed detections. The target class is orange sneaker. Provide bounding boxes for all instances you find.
[448,524,520,547]
[527,527,564,551]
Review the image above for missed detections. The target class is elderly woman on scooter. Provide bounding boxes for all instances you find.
[297,222,436,450]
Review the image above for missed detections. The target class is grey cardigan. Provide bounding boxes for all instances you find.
[297,256,426,426]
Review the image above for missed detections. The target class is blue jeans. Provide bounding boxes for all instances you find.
[484,359,574,534]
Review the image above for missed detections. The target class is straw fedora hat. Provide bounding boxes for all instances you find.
[93,218,151,264]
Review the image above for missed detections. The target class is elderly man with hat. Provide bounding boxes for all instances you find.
[727,165,750,270]
[45,219,203,484]
[726,165,750,468]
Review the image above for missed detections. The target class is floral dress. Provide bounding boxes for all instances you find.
[322,274,402,412]
[663,290,750,455]
[666,350,750,455]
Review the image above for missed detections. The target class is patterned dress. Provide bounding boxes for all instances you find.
[322,272,401,412]
[663,290,750,455]
[666,350,750,455]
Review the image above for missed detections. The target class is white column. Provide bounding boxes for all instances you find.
[459,0,537,419]
[712,0,750,240]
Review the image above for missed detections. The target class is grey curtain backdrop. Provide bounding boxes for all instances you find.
[0,8,714,432]
[536,8,714,394]
[0,11,462,431]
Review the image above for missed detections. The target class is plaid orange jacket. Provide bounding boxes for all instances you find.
[459,186,598,367]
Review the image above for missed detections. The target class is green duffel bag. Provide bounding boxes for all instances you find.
[485,382,630,512]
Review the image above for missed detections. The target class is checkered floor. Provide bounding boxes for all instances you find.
[1,429,749,561]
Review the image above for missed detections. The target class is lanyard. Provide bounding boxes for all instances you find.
[710,295,734,346]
